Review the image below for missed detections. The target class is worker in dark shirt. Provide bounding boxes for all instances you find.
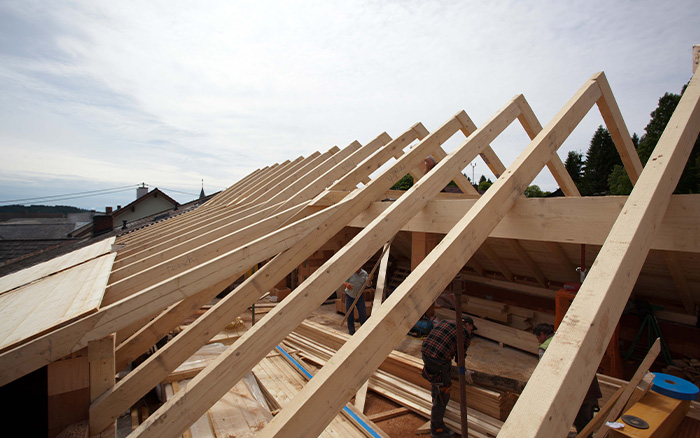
[421,316,476,438]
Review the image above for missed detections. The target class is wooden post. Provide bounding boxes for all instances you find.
[412,232,441,316]
[89,335,116,437]
[453,279,468,438]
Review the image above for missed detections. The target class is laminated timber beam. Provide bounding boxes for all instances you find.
[254,74,607,438]
[128,95,541,438]
[347,195,700,253]
[499,70,700,437]
[89,123,427,432]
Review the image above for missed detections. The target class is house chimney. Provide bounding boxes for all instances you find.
[137,183,148,199]
[105,206,113,214]
[92,214,113,236]
[117,205,121,210]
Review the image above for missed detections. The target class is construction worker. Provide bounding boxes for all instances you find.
[533,323,602,438]
[343,267,369,335]
[421,316,476,438]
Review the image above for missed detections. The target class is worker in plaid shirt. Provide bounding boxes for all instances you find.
[421,316,476,438]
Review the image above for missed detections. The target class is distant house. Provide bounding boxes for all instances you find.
[112,187,179,228]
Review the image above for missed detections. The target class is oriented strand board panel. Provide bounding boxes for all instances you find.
[0,252,116,353]
[0,237,115,295]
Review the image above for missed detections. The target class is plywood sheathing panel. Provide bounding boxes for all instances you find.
[0,237,115,295]
[0,251,116,354]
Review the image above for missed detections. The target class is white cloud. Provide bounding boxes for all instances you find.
[0,0,699,208]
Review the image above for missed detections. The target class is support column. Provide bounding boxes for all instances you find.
[89,335,116,438]
[412,232,441,317]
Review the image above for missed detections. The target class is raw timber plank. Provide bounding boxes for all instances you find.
[253,353,369,438]
[0,252,116,354]
[499,71,700,437]
[348,195,700,254]
[288,322,514,421]
[256,75,605,437]
[0,237,115,295]
[435,308,539,354]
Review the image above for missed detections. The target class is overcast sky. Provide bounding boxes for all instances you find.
[0,0,698,210]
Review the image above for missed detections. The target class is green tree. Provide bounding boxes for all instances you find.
[564,150,584,188]
[637,92,682,164]
[477,175,493,191]
[523,185,551,197]
[390,174,413,190]
[580,126,622,195]
[637,89,700,194]
[608,165,633,195]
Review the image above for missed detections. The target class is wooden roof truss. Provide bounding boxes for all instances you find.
[0,69,698,438]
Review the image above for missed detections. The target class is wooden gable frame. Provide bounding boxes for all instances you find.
[0,66,697,438]
[124,74,628,437]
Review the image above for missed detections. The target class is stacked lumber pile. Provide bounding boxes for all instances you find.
[290,320,516,422]
[434,308,540,355]
[661,355,700,387]
[462,296,554,332]
[284,324,504,437]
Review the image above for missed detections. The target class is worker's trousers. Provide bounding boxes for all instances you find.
[345,293,367,335]
[422,354,452,432]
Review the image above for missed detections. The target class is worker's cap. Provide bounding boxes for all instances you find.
[461,315,477,330]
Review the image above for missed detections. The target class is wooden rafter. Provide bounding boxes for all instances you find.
[499,70,700,437]
[480,242,515,282]
[89,123,427,432]
[253,74,606,438]
[505,239,549,287]
[126,95,547,438]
